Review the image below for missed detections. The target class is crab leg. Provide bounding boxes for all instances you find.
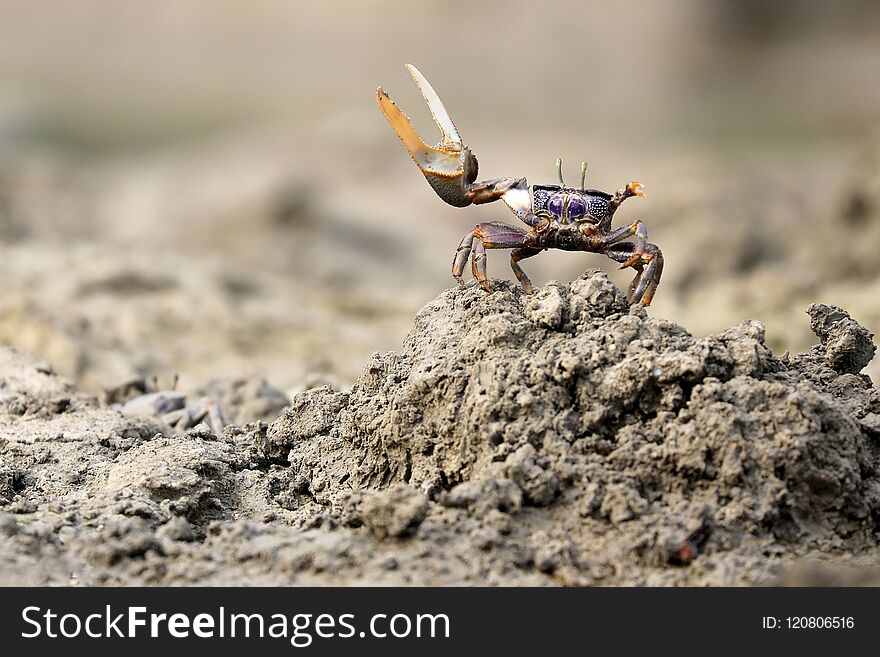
[616,222,648,269]
[452,222,532,293]
[627,269,643,301]
[452,233,476,288]
[510,247,542,294]
[604,241,664,305]
[471,240,489,289]
[590,219,648,267]
[631,250,663,306]
[640,252,664,305]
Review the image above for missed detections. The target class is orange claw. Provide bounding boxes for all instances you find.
[376,65,479,207]
[376,85,465,180]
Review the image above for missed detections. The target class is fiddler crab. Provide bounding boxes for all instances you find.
[377,65,664,305]
[107,375,229,435]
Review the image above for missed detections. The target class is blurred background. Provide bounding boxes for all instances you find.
[0,0,879,395]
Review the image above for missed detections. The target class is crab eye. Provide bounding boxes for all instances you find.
[567,196,586,221]
[547,194,564,218]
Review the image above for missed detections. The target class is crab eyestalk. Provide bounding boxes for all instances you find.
[556,158,566,186]
[579,161,588,191]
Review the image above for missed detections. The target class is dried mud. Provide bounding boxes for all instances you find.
[1,270,878,586]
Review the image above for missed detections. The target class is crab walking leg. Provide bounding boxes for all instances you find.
[640,252,664,305]
[452,234,476,288]
[590,219,648,268]
[452,222,531,293]
[604,241,664,306]
[471,239,489,291]
[630,250,663,304]
[613,221,648,269]
[627,270,643,301]
[510,247,542,295]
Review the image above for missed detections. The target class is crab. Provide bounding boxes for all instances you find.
[377,65,664,305]
[107,375,229,435]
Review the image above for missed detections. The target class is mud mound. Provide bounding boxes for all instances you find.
[266,272,880,581]
[1,272,878,585]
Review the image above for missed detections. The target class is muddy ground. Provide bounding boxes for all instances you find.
[1,1,880,586]
[1,271,878,585]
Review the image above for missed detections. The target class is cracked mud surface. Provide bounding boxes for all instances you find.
[2,270,878,585]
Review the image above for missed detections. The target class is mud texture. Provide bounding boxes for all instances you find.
[2,271,879,585]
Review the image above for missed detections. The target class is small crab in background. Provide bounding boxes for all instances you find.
[106,375,229,435]
[377,65,664,305]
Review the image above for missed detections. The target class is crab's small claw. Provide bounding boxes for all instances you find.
[627,181,646,197]
[610,181,645,214]
[377,65,484,208]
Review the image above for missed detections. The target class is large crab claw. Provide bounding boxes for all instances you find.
[377,64,477,207]
[378,64,526,213]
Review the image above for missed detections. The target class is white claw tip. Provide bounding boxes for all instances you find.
[404,64,462,146]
